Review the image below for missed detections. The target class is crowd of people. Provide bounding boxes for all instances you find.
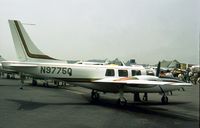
[159,67,200,85]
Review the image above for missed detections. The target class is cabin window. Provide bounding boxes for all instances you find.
[132,70,141,76]
[105,69,115,76]
[118,70,128,77]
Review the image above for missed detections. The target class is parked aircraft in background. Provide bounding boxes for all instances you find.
[2,20,192,106]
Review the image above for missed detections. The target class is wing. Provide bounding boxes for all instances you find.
[93,77,172,88]
[93,77,192,88]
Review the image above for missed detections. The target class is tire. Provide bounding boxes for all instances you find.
[161,96,168,104]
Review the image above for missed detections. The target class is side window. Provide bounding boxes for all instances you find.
[136,70,141,75]
[118,70,128,77]
[132,70,141,76]
[132,70,137,76]
[105,69,115,76]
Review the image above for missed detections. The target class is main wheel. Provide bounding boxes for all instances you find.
[161,95,168,104]
[117,97,127,107]
[32,79,37,86]
[142,93,148,101]
[7,74,10,79]
[43,82,49,87]
[91,90,100,101]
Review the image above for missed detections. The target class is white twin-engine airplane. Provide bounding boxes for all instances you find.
[2,20,192,106]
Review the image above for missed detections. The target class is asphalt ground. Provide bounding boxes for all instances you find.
[0,78,199,128]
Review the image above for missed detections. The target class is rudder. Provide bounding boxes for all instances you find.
[8,20,56,61]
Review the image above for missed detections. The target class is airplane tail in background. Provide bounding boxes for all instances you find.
[8,20,57,62]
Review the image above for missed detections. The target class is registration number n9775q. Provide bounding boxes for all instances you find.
[40,66,72,76]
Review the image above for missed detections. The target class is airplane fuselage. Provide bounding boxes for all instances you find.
[2,61,182,93]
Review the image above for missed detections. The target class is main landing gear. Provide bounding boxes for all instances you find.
[161,95,168,104]
[134,92,169,104]
[117,89,127,107]
[117,97,127,107]
[134,91,169,104]
[91,90,100,102]
[43,82,49,87]
[134,92,141,102]
[133,92,148,102]
[142,92,148,101]
[90,89,128,107]
[20,73,25,89]
[90,88,169,106]
[159,85,169,104]
[32,79,38,86]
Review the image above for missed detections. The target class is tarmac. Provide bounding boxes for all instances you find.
[0,78,199,128]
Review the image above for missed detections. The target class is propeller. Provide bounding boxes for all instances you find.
[156,61,161,77]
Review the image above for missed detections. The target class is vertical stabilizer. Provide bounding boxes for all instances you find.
[8,20,56,61]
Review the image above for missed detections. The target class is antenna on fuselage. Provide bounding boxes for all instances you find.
[22,23,36,26]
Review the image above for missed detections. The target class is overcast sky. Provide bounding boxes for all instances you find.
[0,0,199,64]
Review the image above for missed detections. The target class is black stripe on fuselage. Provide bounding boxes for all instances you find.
[14,20,56,60]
